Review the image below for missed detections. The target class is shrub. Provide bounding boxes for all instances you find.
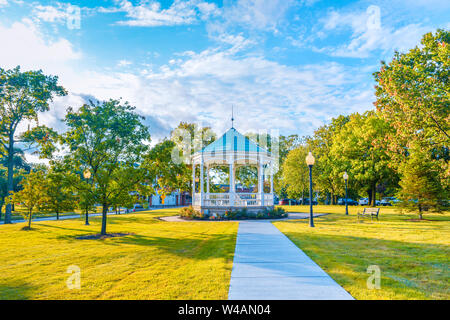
[180,206,201,219]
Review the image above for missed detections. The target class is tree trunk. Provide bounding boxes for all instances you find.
[418,204,423,220]
[372,184,377,206]
[28,209,32,229]
[85,208,89,225]
[0,203,3,221]
[5,133,14,224]
[100,204,108,235]
[56,210,59,220]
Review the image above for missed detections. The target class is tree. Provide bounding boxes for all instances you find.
[44,162,77,220]
[306,115,350,204]
[374,29,449,153]
[282,145,310,201]
[331,111,398,206]
[8,170,49,229]
[76,178,96,225]
[397,144,447,219]
[0,150,31,220]
[62,99,151,235]
[0,66,66,223]
[143,140,188,201]
[374,29,449,206]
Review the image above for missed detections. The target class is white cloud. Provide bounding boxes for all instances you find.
[318,5,436,58]
[33,4,68,23]
[0,19,81,74]
[0,0,8,7]
[102,0,219,27]
[220,0,295,33]
[117,59,133,67]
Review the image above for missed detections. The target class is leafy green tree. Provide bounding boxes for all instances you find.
[0,66,66,223]
[306,115,350,204]
[397,144,448,219]
[111,189,136,214]
[144,140,188,199]
[8,170,49,229]
[43,162,77,220]
[331,111,398,206]
[0,150,31,220]
[62,99,151,235]
[374,29,449,205]
[374,29,449,154]
[281,145,310,201]
[76,179,96,224]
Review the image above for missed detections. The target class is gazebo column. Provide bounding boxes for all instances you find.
[200,158,204,206]
[229,162,235,206]
[258,162,264,206]
[270,163,274,206]
[206,165,210,194]
[192,162,196,205]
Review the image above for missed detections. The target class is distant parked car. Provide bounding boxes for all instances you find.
[338,198,358,205]
[279,199,296,205]
[380,197,399,206]
[358,198,369,206]
[298,198,318,205]
[132,203,144,211]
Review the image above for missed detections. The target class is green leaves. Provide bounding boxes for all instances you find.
[374,29,449,152]
[61,99,151,234]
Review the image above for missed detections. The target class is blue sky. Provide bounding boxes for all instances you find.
[0,0,449,146]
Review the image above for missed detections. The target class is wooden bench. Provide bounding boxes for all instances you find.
[357,208,380,221]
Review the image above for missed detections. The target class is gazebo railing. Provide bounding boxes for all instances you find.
[194,193,273,207]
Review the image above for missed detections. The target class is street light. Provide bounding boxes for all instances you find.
[83,169,91,225]
[343,171,349,216]
[305,152,315,227]
[83,169,91,179]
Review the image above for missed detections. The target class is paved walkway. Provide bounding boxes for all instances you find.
[228,221,354,300]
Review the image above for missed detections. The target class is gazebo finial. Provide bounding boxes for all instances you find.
[231,105,235,128]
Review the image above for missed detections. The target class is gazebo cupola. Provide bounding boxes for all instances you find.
[191,127,275,214]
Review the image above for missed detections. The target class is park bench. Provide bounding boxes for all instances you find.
[357,207,380,221]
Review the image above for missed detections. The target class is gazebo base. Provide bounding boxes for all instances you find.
[193,205,274,215]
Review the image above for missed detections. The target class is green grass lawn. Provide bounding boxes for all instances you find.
[0,208,238,300]
[274,205,450,300]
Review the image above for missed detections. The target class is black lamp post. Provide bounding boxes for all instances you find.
[83,169,91,225]
[305,152,315,227]
[343,171,349,215]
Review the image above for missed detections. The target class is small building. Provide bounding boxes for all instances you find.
[149,191,191,207]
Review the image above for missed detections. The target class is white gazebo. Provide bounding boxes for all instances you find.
[191,127,276,214]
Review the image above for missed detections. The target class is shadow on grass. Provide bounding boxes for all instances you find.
[104,233,237,261]
[0,281,34,300]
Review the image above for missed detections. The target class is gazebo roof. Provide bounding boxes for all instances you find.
[197,128,270,154]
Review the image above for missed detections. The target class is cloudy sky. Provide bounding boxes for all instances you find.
[0,0,449,145]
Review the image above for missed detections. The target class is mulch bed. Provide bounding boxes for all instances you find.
[76,233,133,240]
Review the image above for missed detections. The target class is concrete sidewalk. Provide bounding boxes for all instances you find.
[228,221,354,300]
